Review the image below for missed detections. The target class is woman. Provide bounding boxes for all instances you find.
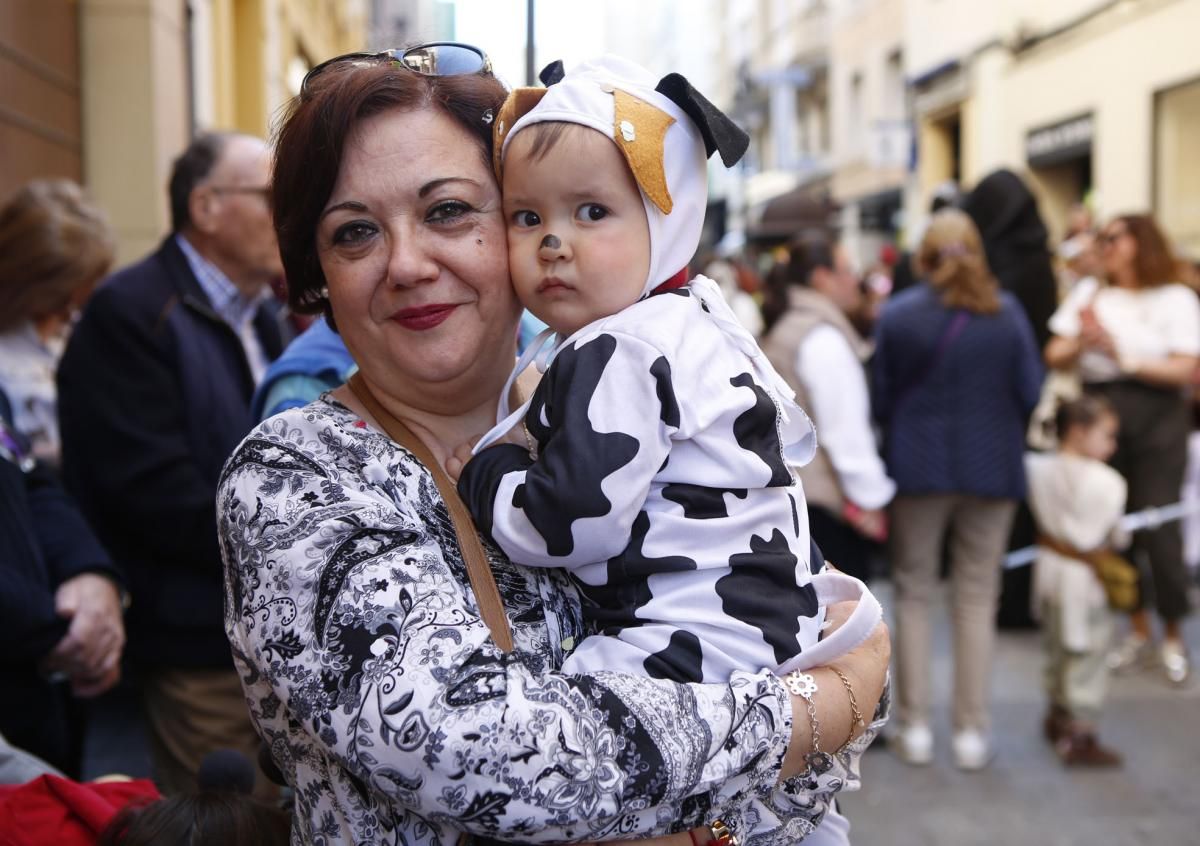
[1045,213,1199,685]
[1,386,126,776]
[761,231,895,582]
[873,209,1042,770]
[217,46,890,845]
[0,180,115,466]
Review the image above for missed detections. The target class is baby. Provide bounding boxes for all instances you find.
[456,55,882,842]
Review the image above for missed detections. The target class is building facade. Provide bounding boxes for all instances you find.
[830,0,909,269]
[905,0,1200,256]
[3,0,366,265]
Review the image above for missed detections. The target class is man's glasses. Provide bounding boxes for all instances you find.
[211,186,271,199]
[300,42,492,99]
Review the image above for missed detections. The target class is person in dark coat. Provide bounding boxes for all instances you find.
[56,132,286,797]
[873,209,1042,771]
[0,388,126,776]
[961,168,1059,349]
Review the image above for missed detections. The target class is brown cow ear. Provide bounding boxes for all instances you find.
[493,88,548,180]
[612,89,676,215]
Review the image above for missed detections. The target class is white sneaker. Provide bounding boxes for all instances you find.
[895,723,933,766]
[953,729,992,771]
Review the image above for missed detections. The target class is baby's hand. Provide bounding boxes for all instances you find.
[444,438,479,484]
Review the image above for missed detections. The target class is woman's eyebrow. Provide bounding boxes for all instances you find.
[419,176,480,198]
[320,199,368,221]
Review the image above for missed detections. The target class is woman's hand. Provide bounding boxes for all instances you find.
[1078,306,1117,357]
[778,601,890,782]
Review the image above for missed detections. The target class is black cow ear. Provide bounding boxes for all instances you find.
[654,73,748,167]
[539,60,565,86]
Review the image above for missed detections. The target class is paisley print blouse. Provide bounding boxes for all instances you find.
[217,398,876,845]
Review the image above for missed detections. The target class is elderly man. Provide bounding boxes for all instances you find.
[57,132,286,795]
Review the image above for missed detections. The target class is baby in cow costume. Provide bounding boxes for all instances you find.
[457,55,883,843]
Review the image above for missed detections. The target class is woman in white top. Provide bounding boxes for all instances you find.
[1044,213,1200,685]
[0,181,115,466]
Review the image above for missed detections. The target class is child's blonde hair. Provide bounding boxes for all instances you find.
[915,208,1001,314]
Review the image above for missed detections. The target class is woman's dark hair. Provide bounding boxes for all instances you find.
[1054,394,1117,442]
[272,59,508,326]
[1111,213,1182,288]
[97,791,290,846]
[761,229,836,334]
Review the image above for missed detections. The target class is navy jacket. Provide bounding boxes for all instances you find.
[250,316,355,421]
[1,388,121,772]
[57,237,285,668]
[872,284,1043,500]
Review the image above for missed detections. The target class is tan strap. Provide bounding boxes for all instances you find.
[347,373,514,653]
[1036,533,1106,574]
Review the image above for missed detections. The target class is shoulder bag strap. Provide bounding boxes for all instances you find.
[892,308,970,412]
[346,373,514,653]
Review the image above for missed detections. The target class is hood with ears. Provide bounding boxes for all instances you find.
[493,55,747,298]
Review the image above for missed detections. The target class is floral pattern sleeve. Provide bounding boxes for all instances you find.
[218,401,799,846]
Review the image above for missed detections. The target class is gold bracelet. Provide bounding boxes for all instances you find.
[831,666,865,730]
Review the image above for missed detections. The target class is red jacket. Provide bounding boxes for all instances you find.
[0,775,159,846]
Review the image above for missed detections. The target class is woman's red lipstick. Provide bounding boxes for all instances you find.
[391,303,458,330]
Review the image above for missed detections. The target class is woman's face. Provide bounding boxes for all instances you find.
[317,107,520,402]
[1100,219,1137,279]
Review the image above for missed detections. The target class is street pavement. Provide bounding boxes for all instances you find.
[83,580,1200,846]
[839,581,1200,846]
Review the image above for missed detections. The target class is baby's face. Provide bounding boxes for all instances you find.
[502,125,651,337]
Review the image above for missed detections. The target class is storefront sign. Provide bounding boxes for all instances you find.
[1026,113,1094,168]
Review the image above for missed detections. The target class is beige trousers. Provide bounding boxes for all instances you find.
[1041,599,1113,724]
[890,494,1018,733]
[143,667,277,800]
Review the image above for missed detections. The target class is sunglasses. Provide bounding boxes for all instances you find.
[301,42,492,99]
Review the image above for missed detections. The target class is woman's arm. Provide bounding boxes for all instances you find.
[1044,334,1081,371]
[1126,353,1199,389]
[221,421,883,843]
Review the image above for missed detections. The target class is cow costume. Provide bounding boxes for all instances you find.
[459,56,879,687]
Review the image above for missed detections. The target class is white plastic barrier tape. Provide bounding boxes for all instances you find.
[1004,500,1200,569]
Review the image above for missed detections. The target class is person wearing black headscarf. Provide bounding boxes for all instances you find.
[962,169,1058,349]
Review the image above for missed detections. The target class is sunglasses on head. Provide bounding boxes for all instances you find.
[301,42,492,99]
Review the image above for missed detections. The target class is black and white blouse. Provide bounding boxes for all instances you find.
[217,398,873,845]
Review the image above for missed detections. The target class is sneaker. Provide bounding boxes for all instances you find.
[952,729,992,771]
[1161,639,1190,686]
[1055,732,1122,767]
[895,723,933,766]
[1106,633,1150,673]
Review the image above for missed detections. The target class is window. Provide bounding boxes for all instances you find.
[1155,77,1200,260]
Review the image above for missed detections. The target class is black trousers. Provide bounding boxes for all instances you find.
[1090,380,1193,622]
[808,505,880,582]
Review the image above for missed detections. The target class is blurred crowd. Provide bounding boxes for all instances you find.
[1,127,1198,841]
